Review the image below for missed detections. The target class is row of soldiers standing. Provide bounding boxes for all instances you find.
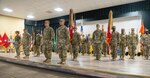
[76,24,139,61]
[14,19,149,65]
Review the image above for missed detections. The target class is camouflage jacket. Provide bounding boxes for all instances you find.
[92,30,104,44]
[56,26,69,45]
[141,34,150,45]
[22,32,31,45]
[15,35,21,44]
[72,31,81,45]
[128,33,138,45]
[34,34,42,45]
[119,34,127,46]
[43,26,55,41]
[110,31,119,46]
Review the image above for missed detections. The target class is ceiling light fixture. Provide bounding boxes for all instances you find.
[3,8,13,12]
[27,15,34,19]
[54,8,63,12]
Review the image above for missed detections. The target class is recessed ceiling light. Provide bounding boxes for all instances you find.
[54,8,63,12]
[27,15,34,19]
[3,8,13,12]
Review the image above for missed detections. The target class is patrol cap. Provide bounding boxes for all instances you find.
[59,19,65,22]
[15,31,20,34]
[112,26,116,29]
[131,28,134,31]
[121,28,125,31]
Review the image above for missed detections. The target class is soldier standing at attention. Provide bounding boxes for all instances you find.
[22,29,31,59]
[129,28,138,59]
[140,29,150,60]
[102,32,108,57]
[119,29,127,60]
[14,31,21,59]
[72,27,81,61]
[92,24,104,60]
[87,34,92,55]
[34,30,42,57]
[56,19,69,64]
[43,20,55,63]
[110,26,119,61]
[81,35,87,55]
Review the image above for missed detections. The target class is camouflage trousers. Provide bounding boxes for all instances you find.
[43,40,52,60]
[72,45,79,59]
[120,44,126,59]
[57,44,67,62]
[87,43,90,54]
[143,45,150,60]
[129,44,136,59]
[110,44,117,60]
[82,43,87,55]
[102,43,108,57]
[33,45,40,56]
[23,44,30,56]
[94,43,102,60]
[15,44,20,56]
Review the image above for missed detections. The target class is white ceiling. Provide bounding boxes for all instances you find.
[0,0,143,21]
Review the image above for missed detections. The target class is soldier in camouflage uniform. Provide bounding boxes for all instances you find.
[56,19,69,64]
[119,29,127,60]
[140,29,150,60]
[43,20,55,63]
[92,24,104,60]
[14,31,21,59]
[87,34,92,55]
[72,27,81,61]
[81,35,87,55]
[128,28,138,59]
[22,29,31,59]
[110,26,119,61]
[102,32,108,57]
[33,31,42,57]
[127,32,131,56]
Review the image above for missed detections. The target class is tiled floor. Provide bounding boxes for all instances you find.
[0,52,150,77]
[0,61,88,78]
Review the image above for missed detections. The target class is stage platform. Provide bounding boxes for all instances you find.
[0,52,149,78]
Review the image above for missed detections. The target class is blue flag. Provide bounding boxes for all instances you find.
[80,26,83,32]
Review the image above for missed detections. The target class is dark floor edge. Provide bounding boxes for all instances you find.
[0,56,148,78]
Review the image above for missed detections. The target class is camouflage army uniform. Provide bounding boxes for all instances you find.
[14,34,21,57]
[72,31,81,60]
[56,26,69,63]
[81,37,87,55]
[92,30,104,60]
[128,32,138,59]
[43,26,54,62]
[102,41,108,57]
[102,32,108,57]
[33,33,42,56]
[141,33,150,60]
[119,29,127,60]
[110,31,119,60]
[22,32,31,58]
[127,33,131,56]
[87,35,92,54]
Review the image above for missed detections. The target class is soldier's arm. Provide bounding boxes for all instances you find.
[117,32,120,45]
[56,29,58,42]
[65,27,70,45]
[51,27,55,41]
[100,32,105,44]
[92,31,95,41]
[78,33,81,44]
